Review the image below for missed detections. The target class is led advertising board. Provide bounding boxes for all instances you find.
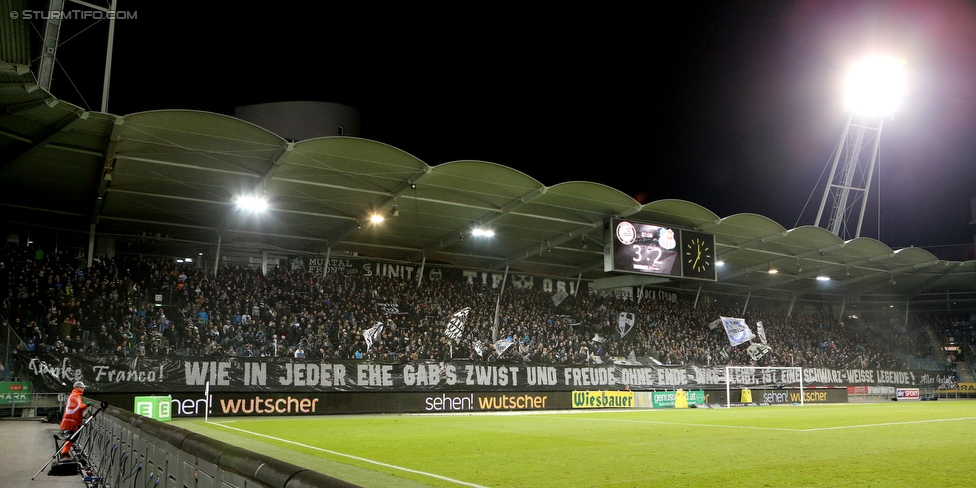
[605,219,716,281]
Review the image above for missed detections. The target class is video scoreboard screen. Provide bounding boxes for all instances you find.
[604,219,716,281]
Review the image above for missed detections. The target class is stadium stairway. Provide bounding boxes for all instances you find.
[955,361,974,382]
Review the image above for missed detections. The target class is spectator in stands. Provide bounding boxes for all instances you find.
[0,243,937,371]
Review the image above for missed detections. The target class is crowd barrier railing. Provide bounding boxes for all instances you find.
[78,402,362,488]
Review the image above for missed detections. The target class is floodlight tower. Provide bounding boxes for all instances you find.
[815,57,906,239]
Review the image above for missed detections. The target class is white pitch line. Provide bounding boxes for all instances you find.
[209,421,489,488]
[570,417,798,431]
[571,415,976,433]
[798,416,976,432]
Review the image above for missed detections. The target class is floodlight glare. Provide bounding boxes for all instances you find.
[236,195,268,212]
[844,56,906,116]
[471,228,495,237]
[370,214,385,223]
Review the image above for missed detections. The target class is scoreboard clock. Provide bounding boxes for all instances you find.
[605,219,716,281]
[680,230,716,280]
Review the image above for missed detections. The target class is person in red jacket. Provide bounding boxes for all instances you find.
[59,381,89,456]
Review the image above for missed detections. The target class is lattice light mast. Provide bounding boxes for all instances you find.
[815,57,906,239]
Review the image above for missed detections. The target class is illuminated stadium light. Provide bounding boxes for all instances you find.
[816,275,830,281]
[844,56,906,117]
[471,228,494,237]
[236,195,268,212]
[816,55,907,239]
[370,214,385,224]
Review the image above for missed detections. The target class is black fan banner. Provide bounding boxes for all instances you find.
[17,351,952,394]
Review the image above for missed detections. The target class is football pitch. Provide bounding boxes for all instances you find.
[173,401,976,488]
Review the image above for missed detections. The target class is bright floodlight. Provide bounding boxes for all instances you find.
[236,195,268,212]
[370,214,385,224]
[471,228,495,237]
[844,56,906,116]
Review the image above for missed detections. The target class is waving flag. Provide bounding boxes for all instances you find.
[363,321,384,352]
[444,307,470,341]
[493,338,514,357]
[720,316,755,346]
[616,311,637,340]
[747,343,772,360]
[755,321,768,345]
[552,289,569,308]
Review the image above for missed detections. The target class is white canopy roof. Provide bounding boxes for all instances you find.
[0,79,973,312]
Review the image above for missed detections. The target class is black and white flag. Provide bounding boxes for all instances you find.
[363,321,384,352]
[472,340,484,358]
[378,301,412,316]
[494,338,515,357]
[755,321,768,345]
[444,307,470,341]
[557,314,582,327]
[616,311,637,340]
[747,342,771,360]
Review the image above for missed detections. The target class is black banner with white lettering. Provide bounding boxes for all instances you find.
[18,352,951,394]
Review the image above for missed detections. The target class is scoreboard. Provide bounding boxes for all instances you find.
[604,219,716,281]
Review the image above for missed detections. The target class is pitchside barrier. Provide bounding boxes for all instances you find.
[88,387,849,418]
[79,401,361,488]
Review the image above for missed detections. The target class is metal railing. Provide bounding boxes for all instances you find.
[0,392,62,419]
[72,402,362,488]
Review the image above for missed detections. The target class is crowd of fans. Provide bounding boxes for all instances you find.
[0,243,959,375]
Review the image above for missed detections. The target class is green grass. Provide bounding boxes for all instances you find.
[173,401,976,488]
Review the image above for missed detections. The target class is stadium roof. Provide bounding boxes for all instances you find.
[0,67,974,312]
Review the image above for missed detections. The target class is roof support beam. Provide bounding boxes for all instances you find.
[408,186,546,263]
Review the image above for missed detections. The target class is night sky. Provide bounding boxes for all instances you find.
[36,0,976,252]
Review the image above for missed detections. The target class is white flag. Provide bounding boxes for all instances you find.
[747,343,771,360]
[494,339,514,357]
[720,316,755,347]
[363,321,384,352]
[472,340,484,357]
[755,321,768,345]
[552,290,569,307]
[444,307,470,341]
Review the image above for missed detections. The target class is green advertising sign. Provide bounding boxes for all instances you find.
[0,382,30,405]
[134,396,172,422]
[650,390,706,408]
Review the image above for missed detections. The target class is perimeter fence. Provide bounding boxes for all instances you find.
[72,401,361,488]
